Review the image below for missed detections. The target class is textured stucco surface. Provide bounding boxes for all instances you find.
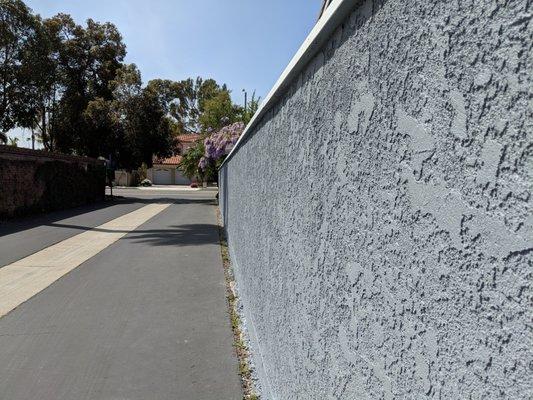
[219,1,532,399]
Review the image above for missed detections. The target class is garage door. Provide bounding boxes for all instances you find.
[153,168,172,185]
[175,170,191,185]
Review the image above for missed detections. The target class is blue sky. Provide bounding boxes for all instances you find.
[26,0,321,103]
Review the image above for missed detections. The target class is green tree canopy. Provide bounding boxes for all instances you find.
[108,64,173,168]
[199,90,241,132]
[52,16,126,155]
[0,1,260,172]
[0,0,39,135]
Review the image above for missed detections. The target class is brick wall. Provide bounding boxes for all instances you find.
[0,146,105,219]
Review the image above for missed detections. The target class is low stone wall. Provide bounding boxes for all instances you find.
[219,0,532,399]
[0,146,105,219]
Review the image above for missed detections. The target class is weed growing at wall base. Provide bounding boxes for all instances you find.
[216,208,259,400]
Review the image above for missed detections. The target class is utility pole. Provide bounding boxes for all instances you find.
[242,89,248,113]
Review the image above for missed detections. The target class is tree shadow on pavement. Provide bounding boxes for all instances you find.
[125,224,220,247]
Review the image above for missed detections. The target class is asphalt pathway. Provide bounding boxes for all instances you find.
[0,199,146,267]
[0,188,242,400]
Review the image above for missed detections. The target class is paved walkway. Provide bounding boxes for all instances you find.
[116,185,202,191]
[0,189,242,400]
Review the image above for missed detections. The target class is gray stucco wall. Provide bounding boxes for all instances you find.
[219,1,532,399]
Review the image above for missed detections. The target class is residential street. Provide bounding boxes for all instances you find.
[0,188,242,400]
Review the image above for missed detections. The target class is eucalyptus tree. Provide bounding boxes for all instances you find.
[16,13,64,151]
[109,64,173,169]
[0,0,38,138]
[52,16,126,155]
[199,90,241,133]
[177,77,234,133]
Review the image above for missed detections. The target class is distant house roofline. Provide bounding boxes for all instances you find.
[153,155,183,165]
[176,134,200,144]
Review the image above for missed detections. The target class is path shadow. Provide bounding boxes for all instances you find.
[28,222,221,247]
[126,224,220,247]
[0,196,217,237]
[0,200,121,236]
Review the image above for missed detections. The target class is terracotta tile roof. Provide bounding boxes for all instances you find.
[153,134,199,165]
[176,134,200,143]
[154,155,183,165]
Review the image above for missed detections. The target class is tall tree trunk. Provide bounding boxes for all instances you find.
[42,104,48,150]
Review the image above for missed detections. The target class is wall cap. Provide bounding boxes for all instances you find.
[0,145,104,165]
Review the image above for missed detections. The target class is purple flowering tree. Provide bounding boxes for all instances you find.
[199,122,244,170]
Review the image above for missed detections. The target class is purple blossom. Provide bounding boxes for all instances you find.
[199,122,244,170]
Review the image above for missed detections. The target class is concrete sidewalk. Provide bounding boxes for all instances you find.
[0,190,242,400]
[113,185,201,191]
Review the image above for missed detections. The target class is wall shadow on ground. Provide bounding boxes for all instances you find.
[0,200,120,236]
[0,196,216,237]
